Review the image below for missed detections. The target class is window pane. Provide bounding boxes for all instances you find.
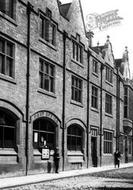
[0,39,4,53]
[44,19,49,42]
[44,76,49,91]
[33,119,55,149]
[0,0,14,18]
[6,0,14,18]
[0,126,3,147]
[4,126,15,148]
[67,125,82,151]
[0,55,5,74]
[40,17,43,38]
[7,42,13,57]
[6,57,13,77]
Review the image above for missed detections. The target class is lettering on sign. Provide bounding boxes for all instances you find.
[32,111,60,126]
[42,148,50,160]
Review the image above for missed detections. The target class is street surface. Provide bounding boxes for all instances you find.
[4,167,133,190]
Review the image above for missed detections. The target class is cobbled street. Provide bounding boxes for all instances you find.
[5,167,133,190]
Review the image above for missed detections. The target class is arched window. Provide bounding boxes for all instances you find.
[33,118,56,150]
[0,109,16,148]
[67,124,83,151]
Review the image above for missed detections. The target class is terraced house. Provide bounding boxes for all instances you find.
[0,0,132,177]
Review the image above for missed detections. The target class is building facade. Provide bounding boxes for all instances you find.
[0,0,132,177]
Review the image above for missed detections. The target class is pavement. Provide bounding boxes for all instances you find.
[0,162,133,189]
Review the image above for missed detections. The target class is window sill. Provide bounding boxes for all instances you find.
[71,59,84,68]
[38,88,56,98]
[105,80,113,87]
[105,113,113,118]
[39,38,57,51]
[0,74,16,84]
[103,153,113,156]
[91,107,99,113]
[70,100,83,108]
[92,72,99,78]
[67,151,83,156]
[0,11,17,26]
[0,148,17,155]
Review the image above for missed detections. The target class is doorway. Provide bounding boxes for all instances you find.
[125,136,128,163]
[91,136,97,167]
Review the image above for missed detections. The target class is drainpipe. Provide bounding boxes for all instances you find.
[62,31,67,171]
[100,63,104,166]
[87,50,90,168]
[116,68,120,151]
[25,2,33,176]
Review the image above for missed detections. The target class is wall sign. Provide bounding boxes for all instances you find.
[42,148,50,160]
[31,111,60,127]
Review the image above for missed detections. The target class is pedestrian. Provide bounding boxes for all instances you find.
[114,149,121,168]
[54,147,60,173]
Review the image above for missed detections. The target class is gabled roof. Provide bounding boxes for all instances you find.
[92,36,115,67]
[59,3,72,19]
[92,45,106,57]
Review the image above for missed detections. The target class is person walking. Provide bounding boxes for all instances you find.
[114,149,121,168]
[54,147,60,173]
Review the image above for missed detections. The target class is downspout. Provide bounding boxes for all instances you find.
[87,50,90,168]
[62,30,67,171]
[25,2,33,176]
[100,63,104,166]
[116,68,120,150]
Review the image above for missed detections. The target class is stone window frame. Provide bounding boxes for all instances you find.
[72,34,83,65]
[67,124,83,151]
[91,85,98,109]
[71,75,83,103]
[92,59,98,75]
[105,65,113,84]
[0,36,15,79]
[0,108,18,151]
[105,93,112,115]
[0,0,16,20]
[33,118,56,151]
[39,58,55,94]
[103,130,113,154]
[39,8,56,46]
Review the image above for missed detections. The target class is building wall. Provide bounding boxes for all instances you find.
[0,0,132,178]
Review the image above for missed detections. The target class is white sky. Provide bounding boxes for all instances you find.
[60,0,133,75]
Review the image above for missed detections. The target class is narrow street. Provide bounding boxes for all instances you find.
[1,165,133,190]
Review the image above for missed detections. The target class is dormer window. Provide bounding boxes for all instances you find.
[40,8,56,46]
[72,34,83,64]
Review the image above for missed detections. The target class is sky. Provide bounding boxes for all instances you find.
[60,0,133,76]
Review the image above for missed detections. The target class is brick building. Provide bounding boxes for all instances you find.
[0,0,132,177]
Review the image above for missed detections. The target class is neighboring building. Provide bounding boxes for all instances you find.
[117,47,133,163]
[0,0,132,177]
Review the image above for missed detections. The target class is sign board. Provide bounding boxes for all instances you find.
[41,148,50,160]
